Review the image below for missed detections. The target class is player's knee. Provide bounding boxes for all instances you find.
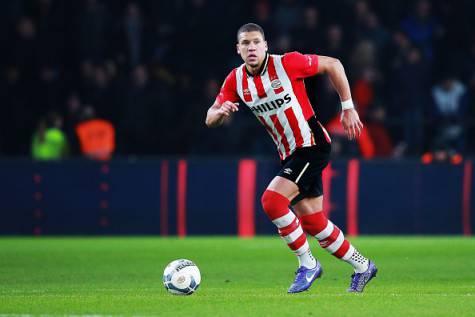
[261,190,290,219]
[300,211,328,233]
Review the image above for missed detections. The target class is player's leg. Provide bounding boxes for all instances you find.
[263,176,315,269]
[262,176,322,293]
[294,196,378,292]
[294,197,369,271]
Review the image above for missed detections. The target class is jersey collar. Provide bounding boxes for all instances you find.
[245,53,269,77]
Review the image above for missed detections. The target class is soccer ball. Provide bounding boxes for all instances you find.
[163,259,201,295]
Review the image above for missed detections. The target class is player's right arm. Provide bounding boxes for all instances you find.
[317,56,363,140]
[205,69,240,128]
[205,100,239,128]
[282,52,362,140]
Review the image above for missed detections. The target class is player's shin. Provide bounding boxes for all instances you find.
[300,212,369,273]
[261,190,316,269]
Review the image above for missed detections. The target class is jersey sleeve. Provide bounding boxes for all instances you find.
[281,51,319,80]
[215,69,240,104]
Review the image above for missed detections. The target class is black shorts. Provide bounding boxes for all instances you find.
[277,117,331,204]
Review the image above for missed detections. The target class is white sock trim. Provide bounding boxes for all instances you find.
[342,245,355,260]
[294,240,309,255]
[326,231,345,253]
[272,211,295,228]
[315,221,334,240]
[282,226,304,244]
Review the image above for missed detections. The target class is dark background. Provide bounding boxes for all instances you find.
[1,0,474,159]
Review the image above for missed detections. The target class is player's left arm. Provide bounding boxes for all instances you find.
[317,56,363,140]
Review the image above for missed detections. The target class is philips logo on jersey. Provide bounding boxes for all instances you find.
[250,93,292,114]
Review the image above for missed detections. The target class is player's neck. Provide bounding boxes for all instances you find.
[245,53,268,76]
[246,64,262,76]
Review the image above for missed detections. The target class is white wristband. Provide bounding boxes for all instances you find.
[341,99,354,110]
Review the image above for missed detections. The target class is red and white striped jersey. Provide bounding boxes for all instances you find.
[216,51,329,160]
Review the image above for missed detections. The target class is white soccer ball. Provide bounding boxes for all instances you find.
[163,259,201,295]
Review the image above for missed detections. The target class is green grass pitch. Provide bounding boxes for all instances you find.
[0,236,474,316]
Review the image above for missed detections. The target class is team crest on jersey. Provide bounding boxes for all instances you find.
[271,79,282,90]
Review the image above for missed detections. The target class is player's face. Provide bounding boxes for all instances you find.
[236,31,268,68]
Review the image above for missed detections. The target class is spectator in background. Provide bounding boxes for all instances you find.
[11,17,39,80]
[461,39,475,83]
[365,104,393,157]
[31,112,68,160]
[352,68,393,157]
[467,74,475,153]
[356,12,390,68]
[1,1,475,158]
[87,64,117,121]
[252,0,276,42]
[274,34,292,55]
[75,105,115,160]
[148,21,176,67]
[292,5,322,53]
[37,64,61,114]
[34,0,63,66]
[78,0,110,63]
[2,65,33,155]
[401,0,442,61]
[63,93,83,156]
[349,0,371,41]
[430,75,467,155]
[393,46,431,155]
[121,64,160,154]
[322,24,347,64]
[272,0,302,35]
[115,2,145,67]
[350,40,377,79]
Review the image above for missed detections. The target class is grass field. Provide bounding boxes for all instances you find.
[0,236,474,317]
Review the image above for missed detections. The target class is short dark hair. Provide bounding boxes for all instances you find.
[237,23,265,42]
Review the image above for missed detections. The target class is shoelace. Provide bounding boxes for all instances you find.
[350,273,363,290]
[293,267,307,284]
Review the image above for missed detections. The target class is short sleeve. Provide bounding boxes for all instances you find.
[215,69,240,104]
[281,51,319,80]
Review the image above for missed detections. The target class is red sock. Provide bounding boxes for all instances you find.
[300,212,353,259]
[261,190,309,255]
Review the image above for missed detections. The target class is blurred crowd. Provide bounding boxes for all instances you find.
[1,0,475,160]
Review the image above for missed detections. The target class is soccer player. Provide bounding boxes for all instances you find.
[205,23,377,293]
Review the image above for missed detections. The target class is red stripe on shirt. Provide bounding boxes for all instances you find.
[253,75,267,98]
[268,56,284,94]
[258,116,283,160]
[281,55,316,120]
[241,66,253,102]
[284,107,304,147]
[270,114,290,157]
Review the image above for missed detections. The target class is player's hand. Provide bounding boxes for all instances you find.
[340,108,363,140]
[217,101,239,117]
